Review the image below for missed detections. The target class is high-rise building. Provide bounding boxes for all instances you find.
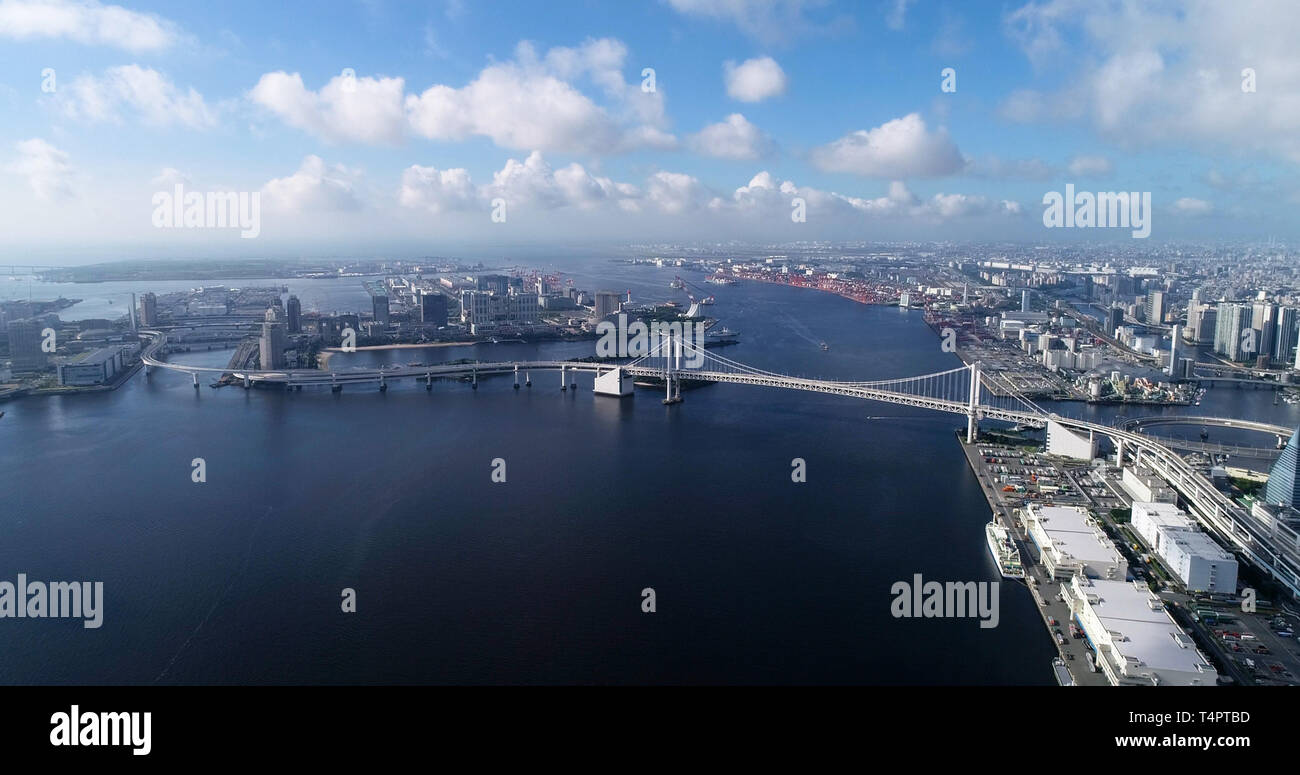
[371,293,390,326]
[1145,291,1165,325]
[1252,301,1277,362]
[1274,306,1299,368]
[129,292,138,332]
[1105,305,1124,338]
[594,291,621,320]
[419,292,447,325]
[1021,289,1032,312]
[6,318,48,372]
[1214,303,1253,362]
[1264,427,1300,508]
[259,307,287,370]
[286,295,302,333]
[139,292,158,327]
[458,290,539,334]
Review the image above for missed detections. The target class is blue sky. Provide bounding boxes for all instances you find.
[0,0,1295,261]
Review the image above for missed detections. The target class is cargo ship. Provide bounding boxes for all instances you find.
[985,520,1024,578]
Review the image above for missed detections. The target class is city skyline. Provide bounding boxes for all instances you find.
[2,0,1298,262]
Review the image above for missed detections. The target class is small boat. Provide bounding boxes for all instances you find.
[820,342,829,351]
[1053,657,1074,686]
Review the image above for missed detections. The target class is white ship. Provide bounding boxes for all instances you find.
[985,520,1024,578]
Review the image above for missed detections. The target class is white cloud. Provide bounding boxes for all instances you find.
[60,65,215,128]
[407,38,669,154]
[811,113,965,178]
[0,0,178,51]
[6,138,74,200]
[249,71,407,145]
[398,164,479,214]
[251,39,672,153]
[885,0,915,31]
[1067,155,1113,177]
[1002,0,1300,161]
[688,113,773,160]
[150,167,188,186]
[261,156,361,212]
[723,56,787,102]
[1172,197,1213,216]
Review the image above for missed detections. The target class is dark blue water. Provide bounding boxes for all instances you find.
[19,267,1287,684]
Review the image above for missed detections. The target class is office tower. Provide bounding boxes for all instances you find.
[1021,289,1032,312]
[1252,302,1277,362]
[594,291,621,320]
[1167,325,1180,375]
[129,293,138,332]
[1264,428,1300,508]
[139,292,158,327]
[259,307,287,370]
[1145,291,1165,325]
[286,295,302,334]
[1106,306,1124,337]
[6,318,48,371]
[1274,306,1299,368]
[371,292,390,326]
[419,292,447,325]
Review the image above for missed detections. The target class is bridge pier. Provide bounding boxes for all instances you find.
[471,369,477,390]
[560,366,566,391]
[525,371,531,387]
[192,372,199,388]
[426,372,433,391]
[514,365,519,389]
[243,375,251,389]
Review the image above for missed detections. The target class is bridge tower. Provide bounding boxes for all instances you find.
[965,360,981,443]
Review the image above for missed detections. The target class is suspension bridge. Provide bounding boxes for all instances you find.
[139,329,1300,599]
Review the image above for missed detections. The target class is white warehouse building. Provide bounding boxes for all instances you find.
[1064,577,1218,686]
[1130,501,1238,594]
[1024,504,1127,581]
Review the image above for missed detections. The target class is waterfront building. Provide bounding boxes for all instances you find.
[371,292,390,327]
[1145,290,1164,324]
[57,345,126,386]
[1023,504,1127,581]
[419,292,448,325]
[286,295,302,333]
[459,289,539,334]
[259,307,288,370]
[1274,306,1299,368]
[139,292,158,327]
[6,318,49,372]
[593,291,621,320]
[1213,303,1252,362]
[1062,577,1218,686]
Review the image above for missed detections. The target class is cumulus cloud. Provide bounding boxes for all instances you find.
[688,113,773,160]
[261,156,362,212]
[0,0,178,51]
[59,65,215,128]
[1001,0,1300,160]
[6,138,75,200]
[251,38,673,154]
[249,71,407,145]
[811,113,965,178]
[723,56,787,102]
